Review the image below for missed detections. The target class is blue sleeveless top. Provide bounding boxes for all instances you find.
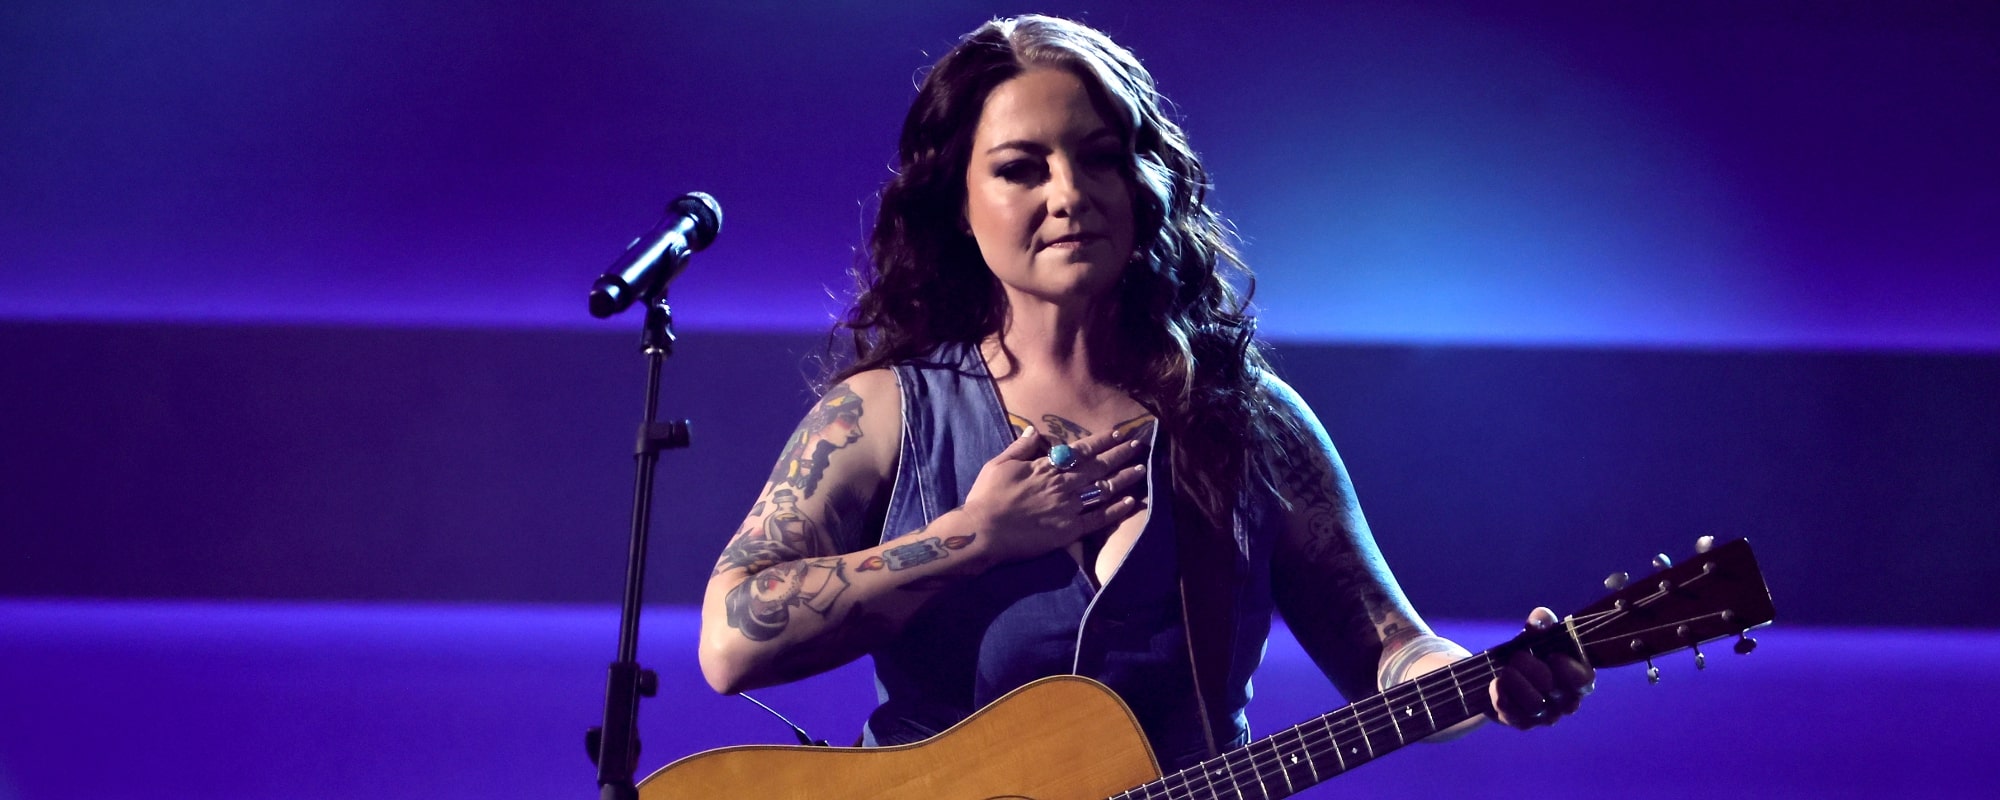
[859,342,1278,772]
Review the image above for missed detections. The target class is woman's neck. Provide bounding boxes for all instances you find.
[984,297,1123,397]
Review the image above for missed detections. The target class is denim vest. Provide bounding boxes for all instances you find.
[860,342,1276,772]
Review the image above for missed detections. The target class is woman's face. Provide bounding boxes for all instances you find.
[964,66,1136,307]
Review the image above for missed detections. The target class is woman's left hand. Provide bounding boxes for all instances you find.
[1487,607,1596,729]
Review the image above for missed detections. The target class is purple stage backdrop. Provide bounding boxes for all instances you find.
[4,601,1995,800]
[4,2,1999,800]
[3,0,1997,348]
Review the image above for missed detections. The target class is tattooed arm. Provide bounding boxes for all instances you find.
[700,370,1139,694]
[1262,374,1479,738]
[1265,374,1593,737]
[700,370,983,693]
[702,367,1153,694]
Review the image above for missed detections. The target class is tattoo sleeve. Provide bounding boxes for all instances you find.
[855,534,976,572]
[755,602,897,686]
[1271,415,1423,699]
[717,381,874,576]
[722,557,854,642]
[768,383,864,500]
[711,488,826,576]
[1276,430,1397,626]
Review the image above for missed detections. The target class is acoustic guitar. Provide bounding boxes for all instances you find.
[640,537,1775,799]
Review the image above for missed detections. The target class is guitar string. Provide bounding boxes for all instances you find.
[1139,603,1707,800]
[1128,581,1736,800]
[1131,657,1503,800]
[1147,639,1586,800]
[1123,557,1744,798]
[1240,661,1500,793]
[1577,611,1736,649]
[1144,662,1502,800]
[1137,602,1712,800]
[1571,565,1725,639]
[1573,597,1657,637]
[1160,642,1720,800]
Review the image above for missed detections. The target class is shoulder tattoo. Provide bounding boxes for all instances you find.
[768,384,865,500]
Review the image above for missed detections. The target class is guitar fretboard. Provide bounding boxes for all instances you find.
[1111,650,1504,800]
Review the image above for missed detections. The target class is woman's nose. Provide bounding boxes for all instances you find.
[1045,161,1088,218]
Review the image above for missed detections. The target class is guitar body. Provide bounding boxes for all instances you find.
[638,675,1162,800]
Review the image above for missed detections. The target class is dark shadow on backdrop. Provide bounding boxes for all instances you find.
[3,322,1994,628]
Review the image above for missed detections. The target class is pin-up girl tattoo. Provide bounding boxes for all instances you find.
[723,556,853,642]
[769,384,864,499]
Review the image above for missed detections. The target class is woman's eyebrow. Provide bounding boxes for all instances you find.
[984,127,1119,156]
[985,139,1051,156]
[1082,127,1119,145]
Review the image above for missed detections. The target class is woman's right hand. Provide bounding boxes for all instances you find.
[961,426,1150,563]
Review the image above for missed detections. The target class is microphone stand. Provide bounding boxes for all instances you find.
[586,290,691,800]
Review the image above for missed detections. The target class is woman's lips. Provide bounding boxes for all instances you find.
[1042,233,1101,249]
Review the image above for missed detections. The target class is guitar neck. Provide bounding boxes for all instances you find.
[1115,538,1775,800]
[1121,639,1537,800]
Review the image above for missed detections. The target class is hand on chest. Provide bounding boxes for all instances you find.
[998,398,1159,587]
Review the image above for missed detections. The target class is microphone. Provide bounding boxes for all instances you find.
[588,192,722,318]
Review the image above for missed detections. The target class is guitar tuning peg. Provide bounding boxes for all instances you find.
[1675,624,1705,668]
[1651,553,1674,570]
[1733,633,1758,655]
[1645,657,1661,684]
[1695,535,1716,554]
[1603,571,1630,590]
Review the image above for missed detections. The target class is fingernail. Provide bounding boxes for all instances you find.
[1133,464,1146,474]
[1020,426,1035,438]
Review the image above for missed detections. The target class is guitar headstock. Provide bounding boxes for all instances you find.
[1565,537,1776,673]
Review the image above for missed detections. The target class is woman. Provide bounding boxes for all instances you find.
[698,14,1592,772]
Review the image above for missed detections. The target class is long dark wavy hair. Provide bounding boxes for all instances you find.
[832,15,1293,526]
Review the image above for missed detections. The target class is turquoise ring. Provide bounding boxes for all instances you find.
[1048,443,1081,472]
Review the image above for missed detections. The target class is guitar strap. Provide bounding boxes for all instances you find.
[1168,436,1245,761]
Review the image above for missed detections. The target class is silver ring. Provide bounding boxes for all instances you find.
[1076,487,1106,510]
[1048,444,1080,472]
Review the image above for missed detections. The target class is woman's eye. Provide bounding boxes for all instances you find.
[1083,151,1124,169]
[996,160,1045,183]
